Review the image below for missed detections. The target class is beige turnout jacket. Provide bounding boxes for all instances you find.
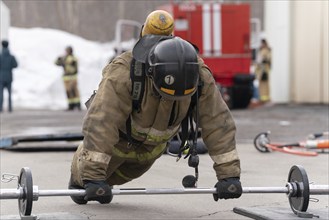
[79,51,240,182]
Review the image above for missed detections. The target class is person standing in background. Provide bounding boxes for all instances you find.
[255,39,272,103]
[0,40,18,113]
[55,46,81,111]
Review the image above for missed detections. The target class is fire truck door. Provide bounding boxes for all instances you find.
[173,4,203,54]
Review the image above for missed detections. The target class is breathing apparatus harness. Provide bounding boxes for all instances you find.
[126,36,203,187]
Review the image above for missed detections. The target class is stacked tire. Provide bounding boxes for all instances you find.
[231,74,254,109]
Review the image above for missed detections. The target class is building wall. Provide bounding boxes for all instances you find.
[265,0,328,104]
[322,1,329,103]
[0,1,10,40]
[264,1,291,103]
[291,0,329,103]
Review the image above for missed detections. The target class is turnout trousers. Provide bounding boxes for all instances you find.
[259,79,270,102]
[63,75,80,107]
[70,139,167,187]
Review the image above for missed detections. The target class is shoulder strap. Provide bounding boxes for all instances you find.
[125,58,146,144]
[177,77,203,157]
[130,58,146,112]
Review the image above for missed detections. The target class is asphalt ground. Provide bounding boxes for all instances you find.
[0,104,328,219]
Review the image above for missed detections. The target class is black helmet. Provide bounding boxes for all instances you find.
[148,37,199,100]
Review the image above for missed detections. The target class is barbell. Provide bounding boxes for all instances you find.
[0,165,328,218]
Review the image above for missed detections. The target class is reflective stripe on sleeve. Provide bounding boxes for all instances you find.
[210,149,239,165]
[81,149,111,165]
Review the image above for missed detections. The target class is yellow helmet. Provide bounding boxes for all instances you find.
[142,10,174,37]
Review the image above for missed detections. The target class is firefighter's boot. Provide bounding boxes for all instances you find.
[75,102,81,111]
[66,103,74,111]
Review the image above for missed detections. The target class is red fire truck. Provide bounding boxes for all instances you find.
[159,2,254,108]
[113,2,255,108]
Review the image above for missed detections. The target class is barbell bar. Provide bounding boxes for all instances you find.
[0,165,328,218]
[2,185,328,199]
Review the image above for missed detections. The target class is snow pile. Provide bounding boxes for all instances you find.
[6,27,116,110]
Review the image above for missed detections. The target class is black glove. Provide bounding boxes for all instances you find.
[83,180,113,204]
[213,177,242,201]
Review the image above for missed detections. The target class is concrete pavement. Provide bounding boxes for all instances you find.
[0,104,328,219]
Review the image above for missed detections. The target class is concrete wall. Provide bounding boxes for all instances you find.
[265,0,328,104]
[0,0,10,40]
[291,0,328,103]
[264,1,291,103]
[322,1,329,103]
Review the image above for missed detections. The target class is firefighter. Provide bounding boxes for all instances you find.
[55,46,81,111]
[255,39,272,103]
[69,10,241,205]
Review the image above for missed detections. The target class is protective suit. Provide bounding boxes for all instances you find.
[55,46,81,110]
[70,50,240,187]
[255,40,272,102]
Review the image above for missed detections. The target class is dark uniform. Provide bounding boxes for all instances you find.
[0,40,18,112]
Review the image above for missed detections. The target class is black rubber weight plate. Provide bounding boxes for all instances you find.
[288,165,309,212]
[18,167,33,216]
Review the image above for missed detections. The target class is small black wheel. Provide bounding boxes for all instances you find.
[182,175,197,188]
[254,132,270,152]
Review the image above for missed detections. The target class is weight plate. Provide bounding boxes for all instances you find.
[253,132,270,152]
[287,165,309,212]
[18,167,33,216]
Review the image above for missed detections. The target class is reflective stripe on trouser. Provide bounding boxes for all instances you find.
[63,76,80,104]
[259,81,270,102]
[70,141,167,186]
